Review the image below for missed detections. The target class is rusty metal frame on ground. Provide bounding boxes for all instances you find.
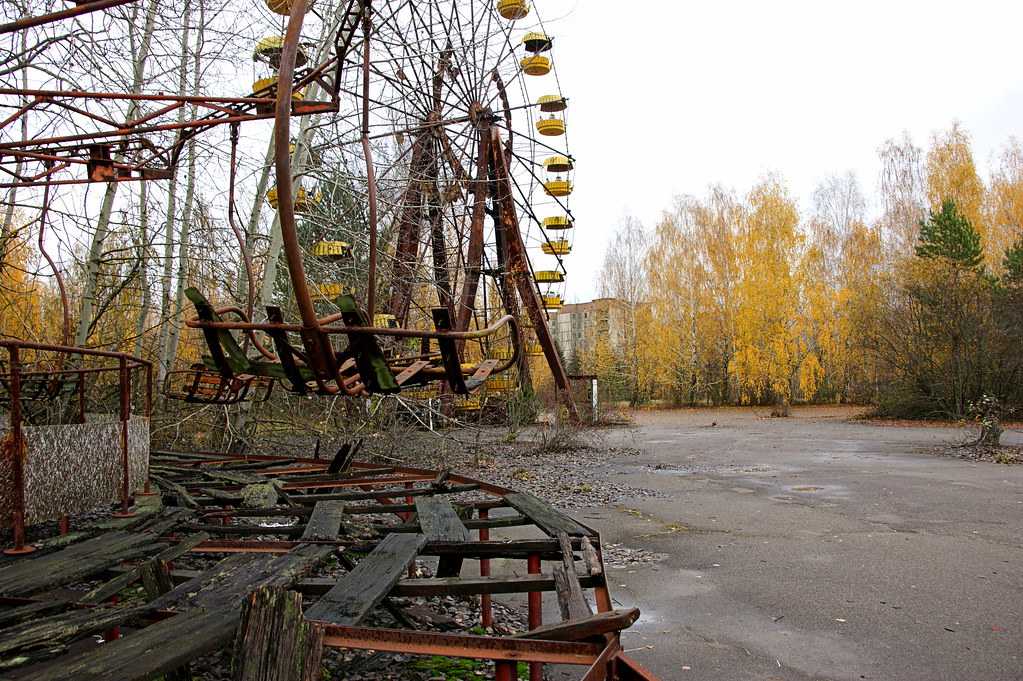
[0,447,661,680]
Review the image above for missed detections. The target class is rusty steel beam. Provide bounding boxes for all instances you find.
[614,655,662,681]
[454,119,490,334]
[279,473,436,491]
[386,133,429,323]
[0,88,280,106]
[319,625,605,665]
[488,128,578,421]
[0,0,141,34]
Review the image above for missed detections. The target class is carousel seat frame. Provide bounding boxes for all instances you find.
[182,287,520,399]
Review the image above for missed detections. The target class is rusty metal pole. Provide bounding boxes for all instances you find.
[361,0,378,318]
[479,508,493,628]
[4,345,35,555]
[527,552,542,681]
[494,661,516,681]
[112,356,135,518]
[488,128,578,422]
[593,544,614,613]
[405,480,415,578]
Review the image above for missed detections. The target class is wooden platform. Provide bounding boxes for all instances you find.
[0,451,658,681]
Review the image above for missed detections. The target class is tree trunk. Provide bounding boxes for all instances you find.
[155,0,193,382]
[159,0,201,383]
[133,180,151,358]
[0,24,29,277]
[74,0,159,346]
[258,5,347,312]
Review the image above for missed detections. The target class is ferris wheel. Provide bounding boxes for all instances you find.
[0,0,580,418]
[232,0,578,409]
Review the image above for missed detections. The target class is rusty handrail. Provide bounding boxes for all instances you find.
[186,314,518,341]
[1,339,152,554]
[0,339,151,369]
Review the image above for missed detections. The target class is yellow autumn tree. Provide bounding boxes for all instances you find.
[926,124,990,263]
[838,221,885,401]
[729,178,803,412]
[986,139,1023,271]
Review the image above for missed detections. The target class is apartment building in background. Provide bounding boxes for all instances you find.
[548,297,629,368]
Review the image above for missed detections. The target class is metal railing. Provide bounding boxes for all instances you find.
[0,340,151,554]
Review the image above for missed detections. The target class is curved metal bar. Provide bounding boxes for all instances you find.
[273,0,318,334]
[361,3,379,318]
[210,305,278,361]
[36,167,70,348]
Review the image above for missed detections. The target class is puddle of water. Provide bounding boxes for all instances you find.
[782,483,848,497]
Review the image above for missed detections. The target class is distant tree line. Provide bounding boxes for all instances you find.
[587,124,1023,419]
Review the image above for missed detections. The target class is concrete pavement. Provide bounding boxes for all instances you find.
[564,408,1023,681]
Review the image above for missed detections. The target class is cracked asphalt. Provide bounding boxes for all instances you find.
[562,407,1023,681]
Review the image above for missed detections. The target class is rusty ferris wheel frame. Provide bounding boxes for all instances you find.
[0,0,579,418]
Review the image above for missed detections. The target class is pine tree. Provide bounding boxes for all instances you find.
[1004,237,1023,285]
[915,199,983,268]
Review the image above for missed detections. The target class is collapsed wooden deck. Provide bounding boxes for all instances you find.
[0,448,659,681]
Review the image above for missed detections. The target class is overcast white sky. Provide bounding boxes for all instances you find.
[538,0,1023,301]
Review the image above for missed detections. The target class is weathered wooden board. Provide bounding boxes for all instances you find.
[0,531,167,597]
[414,497,468,577]
[301,501,345,541]
[287,483,478,504]
[81,532,209,605]
[150,544,331,612]
[503,491,594,537]
[553,531,591,621]
[377,513,529,534]
[512,609,640,643]
[305,533,426,625]
[0,601,147,659]
[232,587,323,681]
[10,607,236,681]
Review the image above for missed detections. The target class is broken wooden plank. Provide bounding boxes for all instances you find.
[580,536,602,576]
[503,491,594,537]
[305,533,426,625]
[0,531,167,597]
[415,496,468,578]
[201,469,264,486]
[553,531,591,621]
[414,497,470,543]
[232,587,323,681]
[0,599,71,629]
[301,501,345,541]
[327,441,360,476]
[287,483,478,504]
[139,558,174,600]
[150,543,333,612]
[198,487,244,504]
[0,602,147,659]
[513,608,640,643]
[17,607,235,681]
[149,473,199,509]
[80,532,209,605]
[553,565,591,621]
[376,513,529,534]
